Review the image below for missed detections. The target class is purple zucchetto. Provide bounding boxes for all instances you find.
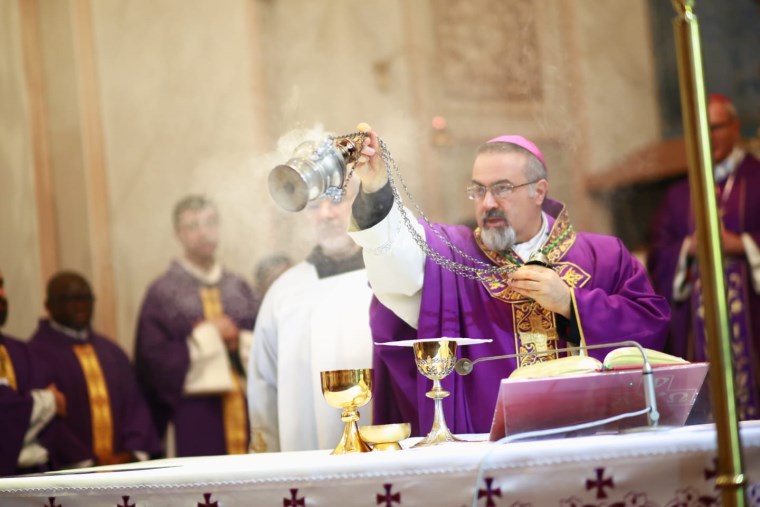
[487,135,546,169]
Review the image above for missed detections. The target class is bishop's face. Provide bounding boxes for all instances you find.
[471,151,546,251]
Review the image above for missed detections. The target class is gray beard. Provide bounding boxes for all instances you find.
[481,225,516,252]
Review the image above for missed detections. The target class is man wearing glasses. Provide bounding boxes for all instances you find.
[348,130,670,435]
[648,94,760,420]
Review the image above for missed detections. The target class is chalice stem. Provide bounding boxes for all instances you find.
[414,379,462,446]
[332,408,371,455]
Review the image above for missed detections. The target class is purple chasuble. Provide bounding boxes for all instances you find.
[0,333,35,476]
[648,153,760,420]
[29,320,161,463]
[135,261,258,456]
[372,199,669,436]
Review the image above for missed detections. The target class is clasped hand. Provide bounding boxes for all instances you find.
[509,265,572,318]
[686,223,745,257]
[208,314,240,352]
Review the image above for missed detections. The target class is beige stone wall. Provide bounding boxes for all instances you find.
[0,0,662,353]
[0,1,44,339]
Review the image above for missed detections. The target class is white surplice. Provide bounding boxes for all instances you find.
[247,262,373,452]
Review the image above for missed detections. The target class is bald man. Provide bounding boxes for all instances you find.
[648,94,760,420]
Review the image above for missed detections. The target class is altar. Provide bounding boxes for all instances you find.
[2,422,760,506]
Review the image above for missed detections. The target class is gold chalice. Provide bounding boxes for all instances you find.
[320,368,373,454]
[359,423,411,451]
[412,339,462,447]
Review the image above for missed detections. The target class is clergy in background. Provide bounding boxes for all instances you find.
[247,179,373,452]
[135,195,260,457]
[28,271,160,466]
[0,269,80,475]
[648,94,760,420]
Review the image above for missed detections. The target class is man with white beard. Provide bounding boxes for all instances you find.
[347,131,670,436]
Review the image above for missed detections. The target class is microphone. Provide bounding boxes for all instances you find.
[455,340,661,428]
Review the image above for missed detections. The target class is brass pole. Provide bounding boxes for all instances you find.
[670,1,746,505]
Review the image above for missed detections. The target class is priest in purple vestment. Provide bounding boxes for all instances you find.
[648,94,760,420]
[135,195,259,457]
[29,272,161,467]
[347,128,670,436]
[0,269,81,475]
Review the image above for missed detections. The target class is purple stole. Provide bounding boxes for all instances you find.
[198,287,247,455]
[691,173,760,419]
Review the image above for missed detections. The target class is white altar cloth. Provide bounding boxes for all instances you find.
[2,422,760,506]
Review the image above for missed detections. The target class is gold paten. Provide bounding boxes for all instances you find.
[412,339,461,447]
[359,423,411,451]
[320,368,372,455]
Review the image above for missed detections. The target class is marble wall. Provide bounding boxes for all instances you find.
[0,0,663,353]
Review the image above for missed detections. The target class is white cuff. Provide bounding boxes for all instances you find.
[742,233,760,294]
[17,443,49,468]
[238,330,254,376]
[349,202,406,254]
[672,238,693,302]
[26,389,56,444]
[184,322,234,395]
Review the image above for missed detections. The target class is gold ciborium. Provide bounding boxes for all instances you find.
[412,339,462,447]
[359,423,411,451]
[320,368,373,454]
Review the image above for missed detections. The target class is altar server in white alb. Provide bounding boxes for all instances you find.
[247,178,374,452]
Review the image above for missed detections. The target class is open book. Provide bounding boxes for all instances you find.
[507,347,689,380]
[489,349,708,440]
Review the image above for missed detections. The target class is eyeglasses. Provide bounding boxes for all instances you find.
[53,294,96,303]
[709,120,735,132]
[465,180,539,201]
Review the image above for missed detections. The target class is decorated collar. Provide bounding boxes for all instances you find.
[177,258,223,285]
[474,199,576,267]
[50,319,90,341]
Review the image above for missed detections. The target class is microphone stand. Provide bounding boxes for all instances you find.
[455,340,660,428]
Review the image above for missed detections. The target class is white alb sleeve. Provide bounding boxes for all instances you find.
[348,202,425,329]
[742,233,760,294]
[671,238,694,302]
[247,295,280,453]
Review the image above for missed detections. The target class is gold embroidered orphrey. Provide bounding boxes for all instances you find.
[199,286,248,454]
[475,204,590,367]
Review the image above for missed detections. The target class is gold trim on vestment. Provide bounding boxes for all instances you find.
[199,286,248,454]
[570,288,587,356]
[249,429,268,453]
[512,302,560,367]
[223,372,249,454]
[474,203,587,365]
[199,287,224,319]
[0,344,18,391]
[72,343,114,462]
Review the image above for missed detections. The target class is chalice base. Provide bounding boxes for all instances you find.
[370,442,403,451]
[331,420,372,455]
[412,427,464,447]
